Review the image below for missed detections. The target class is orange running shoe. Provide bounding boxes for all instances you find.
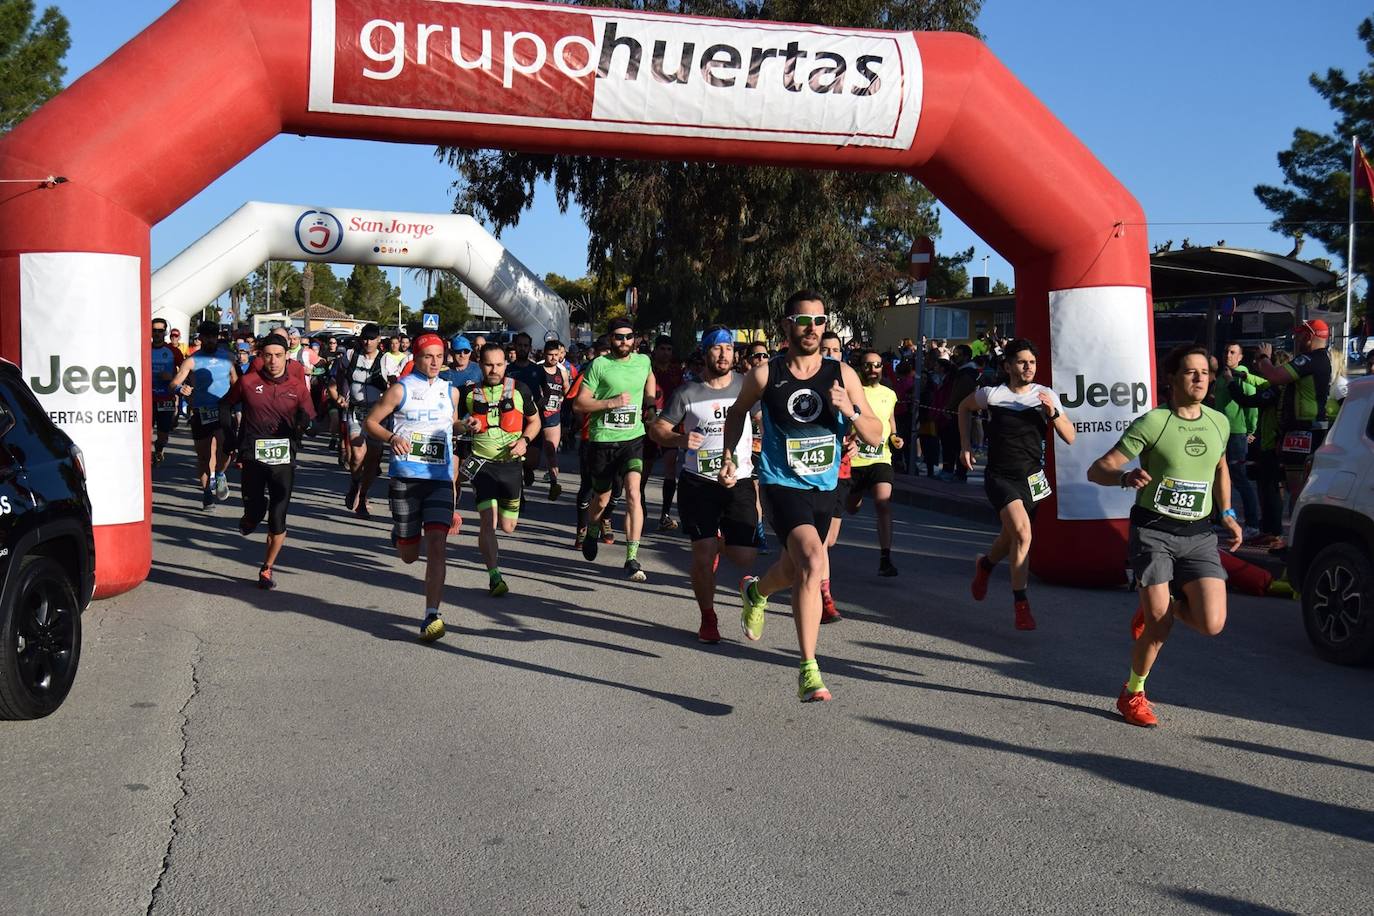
[1131,602,1145,641]
[1014,598,1036,630]
[971,555,991,601]
[821,589,842,624]
[1117,686,1158,727]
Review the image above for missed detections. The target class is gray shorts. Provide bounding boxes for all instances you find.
[1128,524,1227,588]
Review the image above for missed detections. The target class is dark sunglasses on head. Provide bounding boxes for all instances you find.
[786,314,828,328]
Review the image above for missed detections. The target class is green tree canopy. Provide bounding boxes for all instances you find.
[1255,15,1374,311]
[438,0,981,349]
[0,1,69,135]
[420,278,472,335]
[341,264,402,323]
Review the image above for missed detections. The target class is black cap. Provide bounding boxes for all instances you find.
[359,323,380,340]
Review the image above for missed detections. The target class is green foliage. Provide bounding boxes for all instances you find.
[990,279,1013,296]
[341,264,402,322]
[0,1,69,135]
[421,279,472,335]
[1255,15,1374,310]
[927,246,974,299]
[247,261,303,313]
[438,0,982,342]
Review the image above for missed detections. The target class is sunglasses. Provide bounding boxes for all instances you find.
[786,314,828,328]
[748,351,770,360]
[611,332,636,341]
[861,362,884,369]
[456,348,472,354]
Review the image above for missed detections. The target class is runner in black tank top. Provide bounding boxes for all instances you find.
[536,340,570,501]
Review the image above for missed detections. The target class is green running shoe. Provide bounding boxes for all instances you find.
[739,576,766,641]
[489,577,509,597]
[798,662,832,702]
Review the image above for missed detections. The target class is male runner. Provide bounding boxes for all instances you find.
[575,318,656,581]
[646,335,684,531]
[459,343,541,596]
[223,335,315,589]
[440,335,483,388]
[1250,319,1333,502]
[365,333,463,641]
[168,321,237,508]
[1087,346,1241,727]
[847,348,904,577]
[719,291,881,702]
[958,339,1075,630]
[650,326,760,643]
[330,324,388,518]
[534,339,572,501]
[149,318,184,467]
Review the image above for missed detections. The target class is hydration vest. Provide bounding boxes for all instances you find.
[468,378,524,434]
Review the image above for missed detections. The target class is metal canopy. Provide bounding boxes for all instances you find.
[1149,246,1338,301]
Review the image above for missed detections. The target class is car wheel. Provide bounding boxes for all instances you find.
[0,556,83,720]
[1301,541,1374,666]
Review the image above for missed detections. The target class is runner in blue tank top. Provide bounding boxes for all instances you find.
[718,290,884,703]
[169,321,239,509]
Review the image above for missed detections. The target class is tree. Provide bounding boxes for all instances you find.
[545,271,630,333]
[0,2,69,136]
[421,279,471,335]
[990,279,1014,296]
[1255,15,1374,313]
[247,261,303,313]
[438,0,982,349]
[227,278,252,324]
[341,264,401,323]
[927,246,974,299]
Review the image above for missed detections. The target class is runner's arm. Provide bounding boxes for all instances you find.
[364,382,408,456]
[956,392,980,454]
[1214,451,1243,550]
[720,364,766,473]
[169,356,195,392]
[836,363,883,447]
[1087,448,1148,489]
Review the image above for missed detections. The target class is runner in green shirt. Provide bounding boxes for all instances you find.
[573,317,657,581]
[1088,346,1243,728]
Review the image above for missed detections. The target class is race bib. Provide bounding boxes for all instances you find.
[786,435,837,477]
[696,448,724,476]
[1281,431,1314,455]
[196,406,219,424]
[404,433,448,465]
[545,394,563,413]
[253,437,292,466]
[604,404,639,430]
[1027,469,1052,502]
[154,399,175,414]
[856,440,885,460]
[459,454,487,481]
[1152,476,1209,520]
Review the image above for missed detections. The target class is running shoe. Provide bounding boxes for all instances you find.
[542,471,553,483]
[549,481,562,502]
[879,557,899,577]
[152,449,164,468]
[489,578,509,597]
[821,591,842,624]
[573,527,588,550]
[419,613,446,643]
[345,479,361,511]
[215,473,229,501]
[698,610,721,644]
[1131,602,1146,641]
[739,576,766,641]
[524,465,536,487]
[798,664,833,703]
[582,527,599,561]
[201,485,215,510]
[1013,598,1036,631]
[601,520,615,544]
[257,566,275,590]
[1116,686,1158,727]
[625,559,646,582]
[658,515,678,532]
[971,555,991,601]
[355,502,371,520]
[238,515,257,537]
[1267,577,1296,599]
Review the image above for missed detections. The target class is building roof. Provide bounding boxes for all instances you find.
[287,303,353,320]
[1149,246,1337,301]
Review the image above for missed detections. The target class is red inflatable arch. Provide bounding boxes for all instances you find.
[0,0,1153,597]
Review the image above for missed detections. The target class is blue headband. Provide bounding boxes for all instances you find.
[701,328,734,349]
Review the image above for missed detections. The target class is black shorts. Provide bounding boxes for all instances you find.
[189,405,223,441]
[388,476,456,544]
[832,476,852,516]
[587,437,645,492]
[472,459,523,517]
[763,484,834,544]
[984,472,1043,520]
[241,459,296,535]
[678,474,760,547]
[151,400,178,435]
[849,462,894,495]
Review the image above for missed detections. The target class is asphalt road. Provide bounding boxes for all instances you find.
[3,435,1372,915]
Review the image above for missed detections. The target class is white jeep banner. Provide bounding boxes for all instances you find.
[1049,286,1155,521]
[21,252,144,526]
[309,0,922,149]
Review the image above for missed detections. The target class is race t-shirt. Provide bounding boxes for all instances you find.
[852,383,898,467]
[1116,405,1228,524]
[1280,348,1332,428]
[659,374,760,480]
[462,380,539,461]
[580,353,652,443]
[975,384,1061,481]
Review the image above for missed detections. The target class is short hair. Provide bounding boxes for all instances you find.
[820,330,842,345]
[607,316,635,333]
[151,318,168,330]
[858,348,882,362]
[544,338,564,350]
[952,344,973,363]
[1002,338,1038,362]
[1162,345,1210,378]
[514,331,532,343]
[783,289,826,317]
[258,335,287,351]
[479,342,507,360]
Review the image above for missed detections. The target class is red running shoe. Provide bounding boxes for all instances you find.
[698,610,722,644]
[971,555,991,602]
[257,566,275,590]
[1131,601,1146,641]
[1014,598,1036,630]
[821,590,841,624]
[601,520,615,544]
[1116,686,1158,727]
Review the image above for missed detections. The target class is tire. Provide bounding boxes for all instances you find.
[0,556,83,720]
[1301,541,1374,666]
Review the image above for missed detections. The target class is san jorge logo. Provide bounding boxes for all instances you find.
[295,209,345,256]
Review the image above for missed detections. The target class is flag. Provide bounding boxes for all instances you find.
[1356,140,1374,200]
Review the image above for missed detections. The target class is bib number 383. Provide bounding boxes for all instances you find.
[786,435,836,476]
[1153,476,1209,520]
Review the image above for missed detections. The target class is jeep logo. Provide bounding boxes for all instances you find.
[1059,374,1148,412]
[30,355,137,402]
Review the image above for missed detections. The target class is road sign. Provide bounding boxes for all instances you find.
[422,312,439,330]
[908,236,935,281]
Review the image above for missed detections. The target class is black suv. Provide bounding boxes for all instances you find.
[0,358,95,719]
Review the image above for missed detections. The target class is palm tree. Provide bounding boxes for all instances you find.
[228,278,251,324]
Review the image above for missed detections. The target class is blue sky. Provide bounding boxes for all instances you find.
[58,1,1371,308]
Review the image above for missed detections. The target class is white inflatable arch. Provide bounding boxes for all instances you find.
[151,201,570,342]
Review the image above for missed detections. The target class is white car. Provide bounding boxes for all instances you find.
[1288,375,1374,664]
